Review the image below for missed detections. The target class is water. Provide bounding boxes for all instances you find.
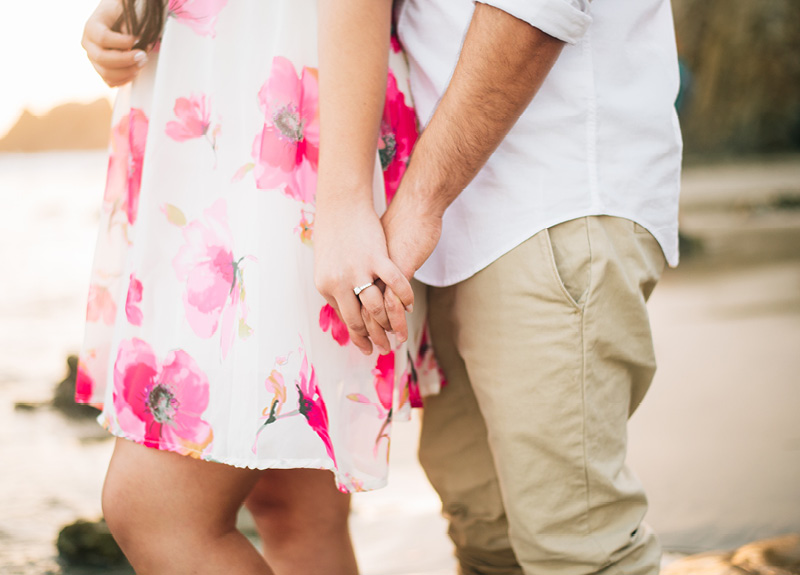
[0,152,102,388]
[0,151,117,573]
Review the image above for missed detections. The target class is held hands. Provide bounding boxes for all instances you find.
[314,187,442,355]
[82,0,149,87]
[313,199,415,356]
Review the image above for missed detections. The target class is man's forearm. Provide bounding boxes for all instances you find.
[400,2,565,215]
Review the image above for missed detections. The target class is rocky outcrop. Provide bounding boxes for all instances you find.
[56,519,128,568]
[663,534,800,575]
[0,99,112,152]
[52,355,101,419]
[673,0,800,156]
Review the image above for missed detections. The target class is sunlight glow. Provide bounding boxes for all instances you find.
[0,1,114,137]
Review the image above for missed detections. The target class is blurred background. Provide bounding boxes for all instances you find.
[0,0,798,574]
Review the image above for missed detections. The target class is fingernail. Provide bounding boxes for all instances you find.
[134,51,148,66]
[378,345,389,355]
[405,304,414,313]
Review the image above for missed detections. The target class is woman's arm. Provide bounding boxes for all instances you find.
[314,0,413,355]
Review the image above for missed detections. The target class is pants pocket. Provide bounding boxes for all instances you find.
[544,217,592,309]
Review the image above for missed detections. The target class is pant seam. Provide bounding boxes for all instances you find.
[580,221,592,542]
[580,218,613,567]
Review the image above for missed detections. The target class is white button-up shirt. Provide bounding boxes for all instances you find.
[397,0,683,287]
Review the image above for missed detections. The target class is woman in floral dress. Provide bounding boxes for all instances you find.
[79,0,440,572]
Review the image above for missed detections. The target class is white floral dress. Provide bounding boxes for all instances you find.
[76,0,442,493]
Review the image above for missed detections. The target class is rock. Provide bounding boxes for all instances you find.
[13,400,48,411]
[0,99,112,152]
[663,534,800,575]
[56,518,127,567]
[673,0,800,157]
[678,231,704,259]
[52,355,100,419]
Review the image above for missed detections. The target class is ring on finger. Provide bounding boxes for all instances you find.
[353,282,374,297]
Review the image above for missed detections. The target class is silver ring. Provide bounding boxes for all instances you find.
[353,282,374,296]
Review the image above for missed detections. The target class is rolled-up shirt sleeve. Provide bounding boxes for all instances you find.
[476,0,592,44]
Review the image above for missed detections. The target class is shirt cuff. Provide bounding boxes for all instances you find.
[476,0,592,45]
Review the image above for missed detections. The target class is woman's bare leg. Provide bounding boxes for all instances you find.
[245,469,358,575]
[103,438,271,574]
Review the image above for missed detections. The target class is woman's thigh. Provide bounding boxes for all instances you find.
[103,438,264,539]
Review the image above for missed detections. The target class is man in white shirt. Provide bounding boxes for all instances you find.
[379,1,682,573]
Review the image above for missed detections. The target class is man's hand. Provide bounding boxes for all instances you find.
[381,190,442,281]
[82,0,148,87]
[313,198,414,356]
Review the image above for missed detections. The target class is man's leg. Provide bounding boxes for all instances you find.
[421,216,665,575]
[420,282,522,574]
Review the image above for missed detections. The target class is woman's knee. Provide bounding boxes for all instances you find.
[102,439,259,549]
[245,469,350,538]
[101,450,142,546]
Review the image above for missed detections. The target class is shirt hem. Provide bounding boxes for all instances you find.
[414,210,679,287]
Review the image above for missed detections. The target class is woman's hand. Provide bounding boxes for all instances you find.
[314,198,414,356]
[82,0,148,87]
[316,0,403,354]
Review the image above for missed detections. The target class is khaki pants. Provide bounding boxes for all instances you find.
[420,216,666,575]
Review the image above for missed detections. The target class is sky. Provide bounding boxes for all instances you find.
[0,1,114,138]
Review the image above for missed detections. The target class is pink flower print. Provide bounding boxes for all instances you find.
[219,272,247,357]
[372,352,395,411]
[125,273,144,326]
[263,369,287,417]
[338,474,366,494]
[86,284,117,325]
[399,353,423,410]
[407,371,423,408]
[380,71,418,204]
[166,94,210,141]
[105,118,128,207]
[125,109,148,225]
[253,360,292,453]
[294,210,314,246]
[172,199,250,358]
[415,324,446,394]
[370,353,395,459]
[105,109,149,225]
[319,304,349,346]
[296,351,336,464]
[75,357,94,403]
[347,353,395,457]
[166,94,220,156]
[346,353,397,417]
[253,57,320,204]
[113,338,213,455]
[390,21,403,53]
[168,0,228,38]
[391,35,403,54]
